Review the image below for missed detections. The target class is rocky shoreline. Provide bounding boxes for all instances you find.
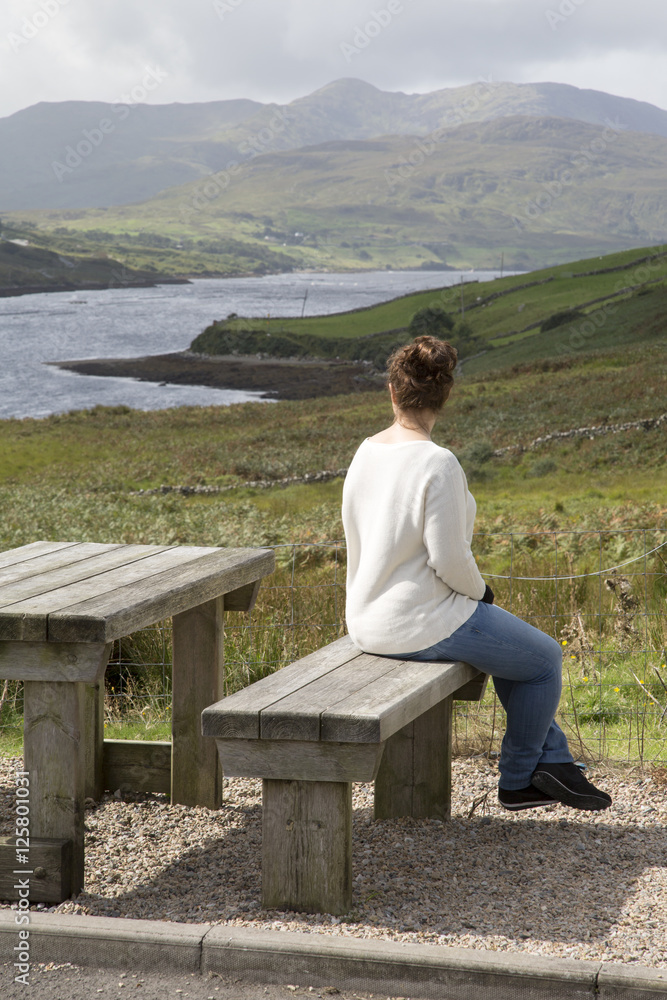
[51,351,385,401]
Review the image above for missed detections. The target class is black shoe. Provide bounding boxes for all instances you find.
[498,784,558,811]
[531,762,612,811]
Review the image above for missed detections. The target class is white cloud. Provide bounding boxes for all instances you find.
[0,0,665,118]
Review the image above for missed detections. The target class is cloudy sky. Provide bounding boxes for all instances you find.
[1,0,666,119]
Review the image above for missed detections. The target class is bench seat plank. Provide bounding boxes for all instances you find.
[201,634,360,739]
[260,652,404,741]
[320,659,479,743]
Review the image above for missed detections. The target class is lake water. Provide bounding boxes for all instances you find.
[0,270,511,419]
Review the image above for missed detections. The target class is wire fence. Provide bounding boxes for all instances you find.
[1,529,665,764]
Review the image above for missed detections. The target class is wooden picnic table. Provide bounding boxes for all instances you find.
[0,540,274,901]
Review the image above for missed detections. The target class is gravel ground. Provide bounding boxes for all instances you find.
[2,755,666,970]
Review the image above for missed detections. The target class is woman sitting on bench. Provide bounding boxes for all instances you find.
[341,334,611,812]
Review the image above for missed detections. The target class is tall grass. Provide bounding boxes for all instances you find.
[4,532,663,763]
[0,318,664,759]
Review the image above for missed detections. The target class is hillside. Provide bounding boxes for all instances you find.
[15,114,667,273]
[53,245,667,402]
[0,222,297,291]
[2,79,667,212]
[188,246,667,370]
[0,336,663,519]
[0,236,182,295]
[0,98,263,211]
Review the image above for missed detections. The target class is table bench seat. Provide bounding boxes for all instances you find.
[202,634,487,915]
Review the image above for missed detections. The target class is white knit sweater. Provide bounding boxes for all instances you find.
[341,438,486,654]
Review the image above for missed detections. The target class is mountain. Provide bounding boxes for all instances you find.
[2,79,667,211]
[268,77,667,144]
[0,98,262,211]
[40,114,666,272]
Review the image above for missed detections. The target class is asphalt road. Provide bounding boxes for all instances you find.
[1,963,396,1000]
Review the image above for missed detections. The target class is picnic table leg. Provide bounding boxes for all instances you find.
[82,679,106,801]
[374,695,452,821]
[172,596,224,808]
[262,778,352,915]
[23,680,87,897]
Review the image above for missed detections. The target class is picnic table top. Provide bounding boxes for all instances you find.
[202,633,482,745]
[0,540,274,644]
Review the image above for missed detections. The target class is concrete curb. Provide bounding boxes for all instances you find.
[2,912,667,998]
[1,912,208,974]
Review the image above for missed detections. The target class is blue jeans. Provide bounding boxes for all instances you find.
[389,602,572,789]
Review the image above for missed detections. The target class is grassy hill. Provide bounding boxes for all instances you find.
[0,233,178,294]
[0,222,297,291]
[0,244,663,523]
[16,116,667,274]
[0,342,663,522]
[189,244,667,369]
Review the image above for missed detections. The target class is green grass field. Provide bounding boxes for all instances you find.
[189,245,667,372]
[0,245,665,762]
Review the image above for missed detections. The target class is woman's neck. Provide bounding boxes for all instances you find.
[369,408,436,443]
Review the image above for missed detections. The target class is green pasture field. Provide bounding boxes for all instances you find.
[0,247,665,762]
[243,244,667,340]
[0,333,663,497]
[190,245,667,373]
[1,375,664,760]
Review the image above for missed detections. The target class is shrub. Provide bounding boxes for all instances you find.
[528,457,558,477]
[460,440,495,465]
[408,306,455,338]
[540,309,585,333]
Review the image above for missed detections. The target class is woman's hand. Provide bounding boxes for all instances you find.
[481,583,495,605]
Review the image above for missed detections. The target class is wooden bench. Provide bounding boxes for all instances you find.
[201,633,487,915]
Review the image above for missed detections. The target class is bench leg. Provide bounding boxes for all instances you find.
[23,680,87,898]
[172,596,224,808]
[374,695,452,821]
[262,778,352,915]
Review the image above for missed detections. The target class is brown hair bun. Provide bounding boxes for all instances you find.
[387,335,458,411]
